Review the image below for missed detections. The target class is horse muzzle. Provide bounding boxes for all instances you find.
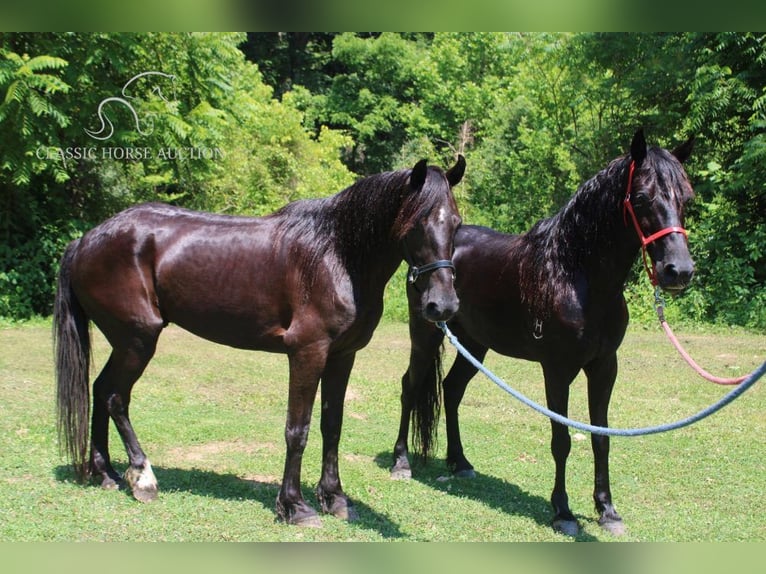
[655,259,695,294]
[422,295,459,323]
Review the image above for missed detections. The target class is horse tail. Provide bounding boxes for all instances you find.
[53,239,91,482]
[410,342,444,461]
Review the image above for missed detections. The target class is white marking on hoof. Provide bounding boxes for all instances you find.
[390,467,412,480]
[553,519,580,537]
[600,519,626,536]
[125,461,158,502]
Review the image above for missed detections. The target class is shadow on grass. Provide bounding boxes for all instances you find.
[373,453,601,542]
[53,464,408,539]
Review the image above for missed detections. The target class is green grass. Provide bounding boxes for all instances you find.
[1,319,764,541]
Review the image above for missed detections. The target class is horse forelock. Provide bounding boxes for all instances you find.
[392,166,455,240]
[637,146,695,209]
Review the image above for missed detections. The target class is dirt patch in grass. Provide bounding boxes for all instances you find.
[164,440,277,465]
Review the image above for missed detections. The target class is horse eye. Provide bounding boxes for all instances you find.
[633,194,650,209]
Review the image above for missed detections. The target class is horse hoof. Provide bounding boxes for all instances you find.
[99,476,122,490]
[333,503,359,522]
[124,462,158,502]
[599,519,626,536]
[390,466,412,480]
[277,498,323,527]
[292,514,322,528]
[320,495,359,522]
[132,485,158,503]
[553,519,580,537]
[453,468,476,479]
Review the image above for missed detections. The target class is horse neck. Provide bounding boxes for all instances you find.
[544,160,641,296]
[329,178,410,283]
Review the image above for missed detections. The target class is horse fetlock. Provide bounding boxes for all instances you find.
[124,461,158,502]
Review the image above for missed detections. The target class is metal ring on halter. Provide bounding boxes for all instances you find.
[408,260,456,284]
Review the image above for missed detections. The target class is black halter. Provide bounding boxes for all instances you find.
[407,259,456,284]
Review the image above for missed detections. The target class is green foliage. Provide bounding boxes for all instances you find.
[0,222,82,318]
[1,32,764,330]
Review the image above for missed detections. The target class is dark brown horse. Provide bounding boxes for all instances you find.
[392,130,695,536]
[54,157,465,526]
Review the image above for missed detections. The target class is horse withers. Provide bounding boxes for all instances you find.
[54,157,465,526]
[393,130,695,536]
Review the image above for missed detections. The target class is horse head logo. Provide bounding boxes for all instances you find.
[85,71,176,141]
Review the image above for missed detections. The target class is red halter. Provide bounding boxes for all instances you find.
[622,160,688,285]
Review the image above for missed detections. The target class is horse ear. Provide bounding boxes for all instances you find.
[446,154,466,187]
[630,128,647,164]
[671,135,695,164]
[410,159,428,189]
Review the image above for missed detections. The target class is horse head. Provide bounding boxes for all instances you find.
[626,129,696,293]
[402,156,465,322]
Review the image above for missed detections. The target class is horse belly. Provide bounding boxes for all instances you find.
[172,313,288,352]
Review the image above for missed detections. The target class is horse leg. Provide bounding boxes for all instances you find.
[444,335,488,478]
[542,362,580,536]
[315,352,358,520]
[392,367,416,479]
[91,329,161,502]
[584,354,625,535]
[392,320,444,479]
[89,357,123,490]
[276,343,326,527]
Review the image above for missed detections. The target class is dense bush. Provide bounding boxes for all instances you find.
[1,33,764,330]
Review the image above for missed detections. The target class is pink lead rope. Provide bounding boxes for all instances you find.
[654,288,748,385]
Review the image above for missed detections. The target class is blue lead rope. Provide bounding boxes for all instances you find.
[437,321,765,437]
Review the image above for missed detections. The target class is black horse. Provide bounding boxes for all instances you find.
[54,157,464,526]
[392,131,695,536]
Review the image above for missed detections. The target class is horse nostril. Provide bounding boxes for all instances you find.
[425,302,441,320]
[663,263,694,287]
[424,300,458,322]
[664,263,679,280]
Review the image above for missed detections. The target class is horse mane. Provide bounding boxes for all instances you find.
[516,145,693,318]
[270,165,449,282]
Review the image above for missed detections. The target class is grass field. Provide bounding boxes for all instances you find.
[1,318,764,542]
